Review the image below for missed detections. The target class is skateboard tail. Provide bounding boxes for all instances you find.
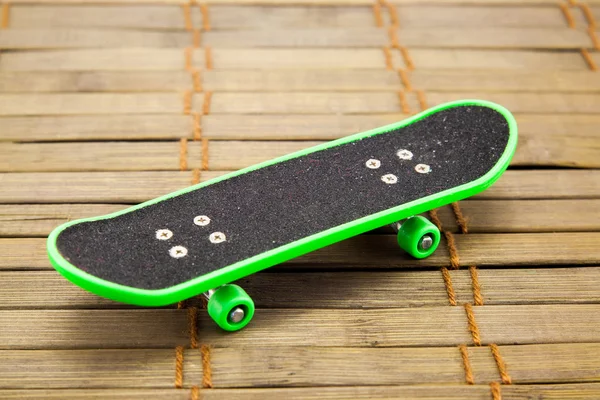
[47,99,518,307]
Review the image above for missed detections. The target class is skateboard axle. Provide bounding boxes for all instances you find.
[391,220,434,250]
[203,288,246,324]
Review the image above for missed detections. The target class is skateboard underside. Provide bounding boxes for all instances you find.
[48,100,517,306]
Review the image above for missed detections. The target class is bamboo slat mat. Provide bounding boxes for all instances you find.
[0,1,599,399]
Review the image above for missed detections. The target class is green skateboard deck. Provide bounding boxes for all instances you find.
[48,99,517,330]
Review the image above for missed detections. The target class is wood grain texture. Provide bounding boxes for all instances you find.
[0,204,128,237]
[0,49,588,71]
[2,384,600,400]
[0,349,201,389]
[2,267,599,309]
[0,29,192,49]
[4,70,600,93]
[0,142,202,172]
[0,344,598,389]
[0,171,197,204]
[7,5,585,30]
[1,170,598,204]
[1,92,597,116]
[1,306,599,349]
[0,115,193,142]
[0,310,191,349]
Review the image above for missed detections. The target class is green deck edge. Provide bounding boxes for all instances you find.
[47,99,518,307]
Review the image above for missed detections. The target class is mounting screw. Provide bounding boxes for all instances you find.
[194,215,211,226]
[169,245,188,258]
[397,149,413,160]
[156,229,173,240]
[381,174,398,184]
[366,159,381,169]
[210,232,227,243]
[415,164,431,174]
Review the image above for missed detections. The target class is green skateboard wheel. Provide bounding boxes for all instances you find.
[397,216,441,259]
[207,284,255,331]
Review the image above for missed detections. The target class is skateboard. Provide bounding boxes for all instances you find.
[47,99,518,331]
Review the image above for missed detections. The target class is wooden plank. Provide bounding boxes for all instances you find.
[203,29,387,48]
[9,5,579,30]
[3,305,598,349]
[3,70,600,93]
[452,232,600,267]
[210,5,383,29]
[0,91,589,116]
[2,113,596,143]
[0,70,403,93]
[0,204,127,237]
[0,310,190,349]
[425,92,600,114]
[0,94,186,116]
[0,271,131,308]
[478,170,600,199]
[0,49,387,71]
[0,48,587,71]
[0,114,404,142]
[470,343,600,384]
[474,305,600,345]
[0,142,202,172]
[0,345,598,389]
[396,5,587,28]
[0,49,191,72]
[0,239,49,270]
[0,71,194,93]
[408,70,600,92]
[1,199,598,237]
[395,28,591,49]
[409,49,587,71]
[0,171,197,204]
[0,386,492,400]
[0,349,201,389]
[3,266,599,309]
[0,170,597,204]
[0,115,192,142]
[10,5,196,30]
[213,344,600,386]
[2,384,600,400]
[436,199,600,233]
[0,29,191,50]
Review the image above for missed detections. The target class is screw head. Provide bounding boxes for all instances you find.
[209,232,227,243]
[169,245,188,258]
[156,229,173,240]
[419,235,433,250]
[381,174,398,184]
[397,149,413,160]
[229,307,245,323]
[366,159,381,169]
[193,215,211,226]
[415,164,431,174]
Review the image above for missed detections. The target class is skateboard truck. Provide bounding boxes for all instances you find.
[391,216,441,259]
[202,284,255,331]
